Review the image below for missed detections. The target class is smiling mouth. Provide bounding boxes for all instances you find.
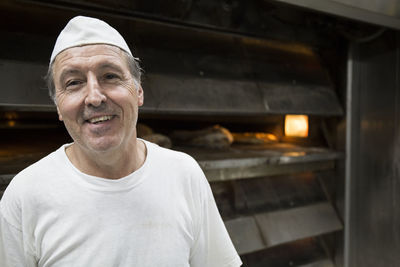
[86,115,114,124]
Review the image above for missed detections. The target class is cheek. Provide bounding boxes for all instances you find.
[110,86,138,104]
[56,95,82,121]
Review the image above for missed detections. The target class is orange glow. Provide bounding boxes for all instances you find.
[7,120,16,127]
[5,112,18,120]
[285,115,308,137]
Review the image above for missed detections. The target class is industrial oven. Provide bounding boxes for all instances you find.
[1,1,400,266]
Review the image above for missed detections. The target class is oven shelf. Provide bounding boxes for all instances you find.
[0,143,343,183]
[177,144,343,182]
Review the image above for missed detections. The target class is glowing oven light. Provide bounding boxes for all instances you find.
[285,115,308,137]
[7,120,16,127]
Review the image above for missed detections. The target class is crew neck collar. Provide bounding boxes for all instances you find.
[59,139,152,192]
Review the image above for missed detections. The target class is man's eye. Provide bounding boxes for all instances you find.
[103,73,120,80]
[104,73,119,80]
[66,80,82,88]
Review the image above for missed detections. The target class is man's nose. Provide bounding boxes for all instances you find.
[84,74,106,107]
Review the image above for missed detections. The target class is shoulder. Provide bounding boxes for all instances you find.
[11,146,65,188]
[0,145,67,228]
[145,140,201,172]
[2,145,67,203]
[144,140,208,192]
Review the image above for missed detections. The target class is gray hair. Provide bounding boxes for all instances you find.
[45,50,142,103]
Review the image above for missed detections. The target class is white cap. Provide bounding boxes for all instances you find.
[50,16,132,63]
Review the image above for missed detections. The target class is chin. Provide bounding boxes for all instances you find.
[86,138,121,153]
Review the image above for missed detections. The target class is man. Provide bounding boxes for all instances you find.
[0,16,242,266]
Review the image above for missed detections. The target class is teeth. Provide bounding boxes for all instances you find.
[88,115,112,124]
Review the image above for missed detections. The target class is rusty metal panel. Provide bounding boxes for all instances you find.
[211,171,331,220]
[259,83,343,116]
[224,216,265,255]
[255,202,342,248]
[141,73,265,115]
[223,202,342,257]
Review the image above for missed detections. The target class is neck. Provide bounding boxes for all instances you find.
[66,138,146,179]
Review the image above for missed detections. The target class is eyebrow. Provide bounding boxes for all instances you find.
[59,62,124,79]
[97,62,125,74]
[59,69,82,86]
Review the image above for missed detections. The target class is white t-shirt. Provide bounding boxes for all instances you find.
[0,140,242,267]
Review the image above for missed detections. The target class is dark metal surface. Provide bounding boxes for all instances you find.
[225,202,342,253]
[16,0,344,46]
[211,167,342,257]
[240,237,333,267]
[0,174,13,185]
[0,37,343,116]
[212,171,334,218]
[0,60,52,107]
[345,31,400,267]
[272,0,400,30]
[225,216,265,255]
[299,259,335,267]
[256,202,342,248]
[0,1,343,116]
[0,174,13,199]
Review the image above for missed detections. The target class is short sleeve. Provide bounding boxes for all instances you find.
[0,210,37,266]
[189,169,242,267]
[0,176,37,267]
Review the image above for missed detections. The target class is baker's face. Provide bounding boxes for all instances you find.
[53,44,143,154]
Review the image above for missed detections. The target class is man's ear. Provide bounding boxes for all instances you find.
[56,106,63,121]
[137,85,144,107]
